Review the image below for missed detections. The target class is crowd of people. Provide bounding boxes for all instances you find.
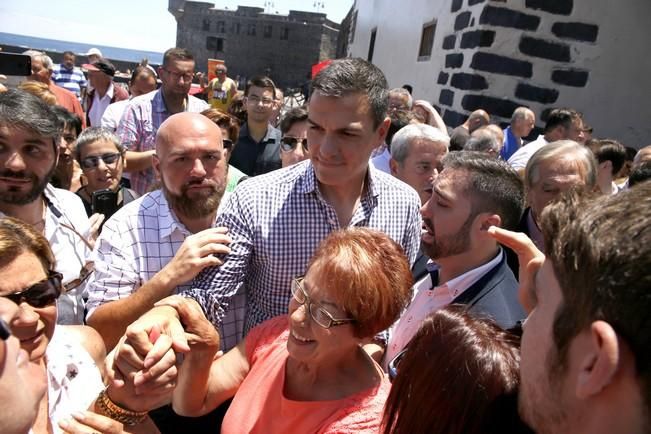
[0,44,649,434]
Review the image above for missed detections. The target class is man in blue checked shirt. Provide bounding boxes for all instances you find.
[117,58,422,363]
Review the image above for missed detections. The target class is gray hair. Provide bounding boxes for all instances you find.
[464,132,501,155]
[0,89,59,140]
[310,58,389,129]
[389,88,413,109]
[23,49,54,71]
[525,140,598,189]
[511,106,534,123]
[391,123,449,163]
[75,127,124,162]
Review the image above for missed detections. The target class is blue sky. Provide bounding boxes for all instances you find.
[0,0,353,52]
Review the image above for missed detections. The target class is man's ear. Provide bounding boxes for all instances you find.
[575,321,620,399]
[478,213,501,232]
[389,158,399,176]
[152,153,161,181]
[376,116,391,145]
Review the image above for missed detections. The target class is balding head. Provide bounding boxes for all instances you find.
[633,145,651,167]
[156,112,223,158]
[511,107,536,138]
[467,110,490,133]
[153,112,227,220]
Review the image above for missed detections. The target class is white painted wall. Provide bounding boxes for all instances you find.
[348,0,651,148]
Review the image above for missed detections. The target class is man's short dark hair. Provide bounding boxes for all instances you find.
[245,75,276,98]
[50,105,82,137]
[386,109,415,148]
[586,139,627,175]
[543,108,581,134]
[162,48,194,67]
[541,185,651,409]
[442,151,524,230]
[62,50,75,58]
[628,162,651,188]
[0,89,59,141]
[279,106,308,135]
[310,58,389,129]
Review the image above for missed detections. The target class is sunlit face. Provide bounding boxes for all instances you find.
[307,91,388,191]
[287,267,358,366]
[154,119,227,219]
[519,260,572,433]
[245,86,275,124]
[79,139,124,194]
[515,113,536,138]
[528,157,586,226]
[391,138,447,205]
[388,93,409,112]
[0,125,56,206]
[160,59,195,97]
[0,252,57,363]
[280,120,309,168]
[420,168,476,260]
[561,119,585,143]
[0,297,47,434]
[29,58,50,84]
[87,70,110,90]
[62,53,75,70]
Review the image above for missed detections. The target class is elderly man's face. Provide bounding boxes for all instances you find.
[0,125,56,205]
[62,53,75,70]
[528,157,586,225]
[28,58,50,84]
[515,113,535,138]
[388,93,409,112]
[391,138,447,205]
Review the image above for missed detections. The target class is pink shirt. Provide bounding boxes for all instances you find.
[222,316,390,434]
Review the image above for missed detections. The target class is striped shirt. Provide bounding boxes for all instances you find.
[116,89,209,194]
[183,160,422,351]
[51,64,87,98]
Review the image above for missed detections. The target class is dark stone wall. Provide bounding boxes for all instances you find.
[174,4,339,89]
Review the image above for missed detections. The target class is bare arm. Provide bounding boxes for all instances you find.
[88,227,232,351]
[156,297,250,417]
[124,150,156,173]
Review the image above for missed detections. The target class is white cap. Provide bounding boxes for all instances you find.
[86,48,102,57]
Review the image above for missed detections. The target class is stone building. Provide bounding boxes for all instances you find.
[168,1,339,89]
[345,0,651,147]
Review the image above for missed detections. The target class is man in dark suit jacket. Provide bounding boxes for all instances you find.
[384,151,526,367]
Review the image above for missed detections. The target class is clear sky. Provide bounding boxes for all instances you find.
[0,0,353,53]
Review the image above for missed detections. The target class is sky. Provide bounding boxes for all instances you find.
[0,0,354,53]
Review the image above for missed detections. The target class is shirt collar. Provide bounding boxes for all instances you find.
[155,190,218,239]
[427,248,504,300]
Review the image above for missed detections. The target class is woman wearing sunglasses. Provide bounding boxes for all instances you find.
[74,127,138,218]
[382,305,531,434]
[279,106,309,168]
[201,108,248,192]
[0,217,160,434]
[158,227,413,433]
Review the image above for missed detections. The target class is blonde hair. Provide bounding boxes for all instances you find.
[18,81,57,105]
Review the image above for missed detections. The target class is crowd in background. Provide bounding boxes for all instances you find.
[0,45,649,434]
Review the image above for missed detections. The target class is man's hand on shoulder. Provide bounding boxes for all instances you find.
[159,227,231,289]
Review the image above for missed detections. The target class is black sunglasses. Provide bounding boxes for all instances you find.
[80,152,122,170]
[0,318,10,340]
[222,139,233,150]
[280,136,308,152]
[3,271,63,308]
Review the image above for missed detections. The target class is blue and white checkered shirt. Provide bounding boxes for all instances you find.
[183,160,422,351]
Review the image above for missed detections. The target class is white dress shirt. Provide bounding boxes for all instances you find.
[88,83,115,127]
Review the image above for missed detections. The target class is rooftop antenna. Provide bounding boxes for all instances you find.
[313,1,325,12]
[264,1,275,13]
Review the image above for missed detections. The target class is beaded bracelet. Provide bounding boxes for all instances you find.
[95,389,148,426]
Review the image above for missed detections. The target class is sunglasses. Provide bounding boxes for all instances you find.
[3,271,63,308]
[388,347,407,382]
[280,137,308,152]
[223,139,233,151]
[0,318,10,340]
[80,152,122,170]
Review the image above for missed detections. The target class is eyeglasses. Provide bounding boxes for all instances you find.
[246,95,274,106]
[280,136,308,152]
[80,152,122,170]
[290,277,355,329]
[3,271,63,308]
[0,318,10,340]
[388,347,408,382]
[162,68,194,82]
[222,139,233,151]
